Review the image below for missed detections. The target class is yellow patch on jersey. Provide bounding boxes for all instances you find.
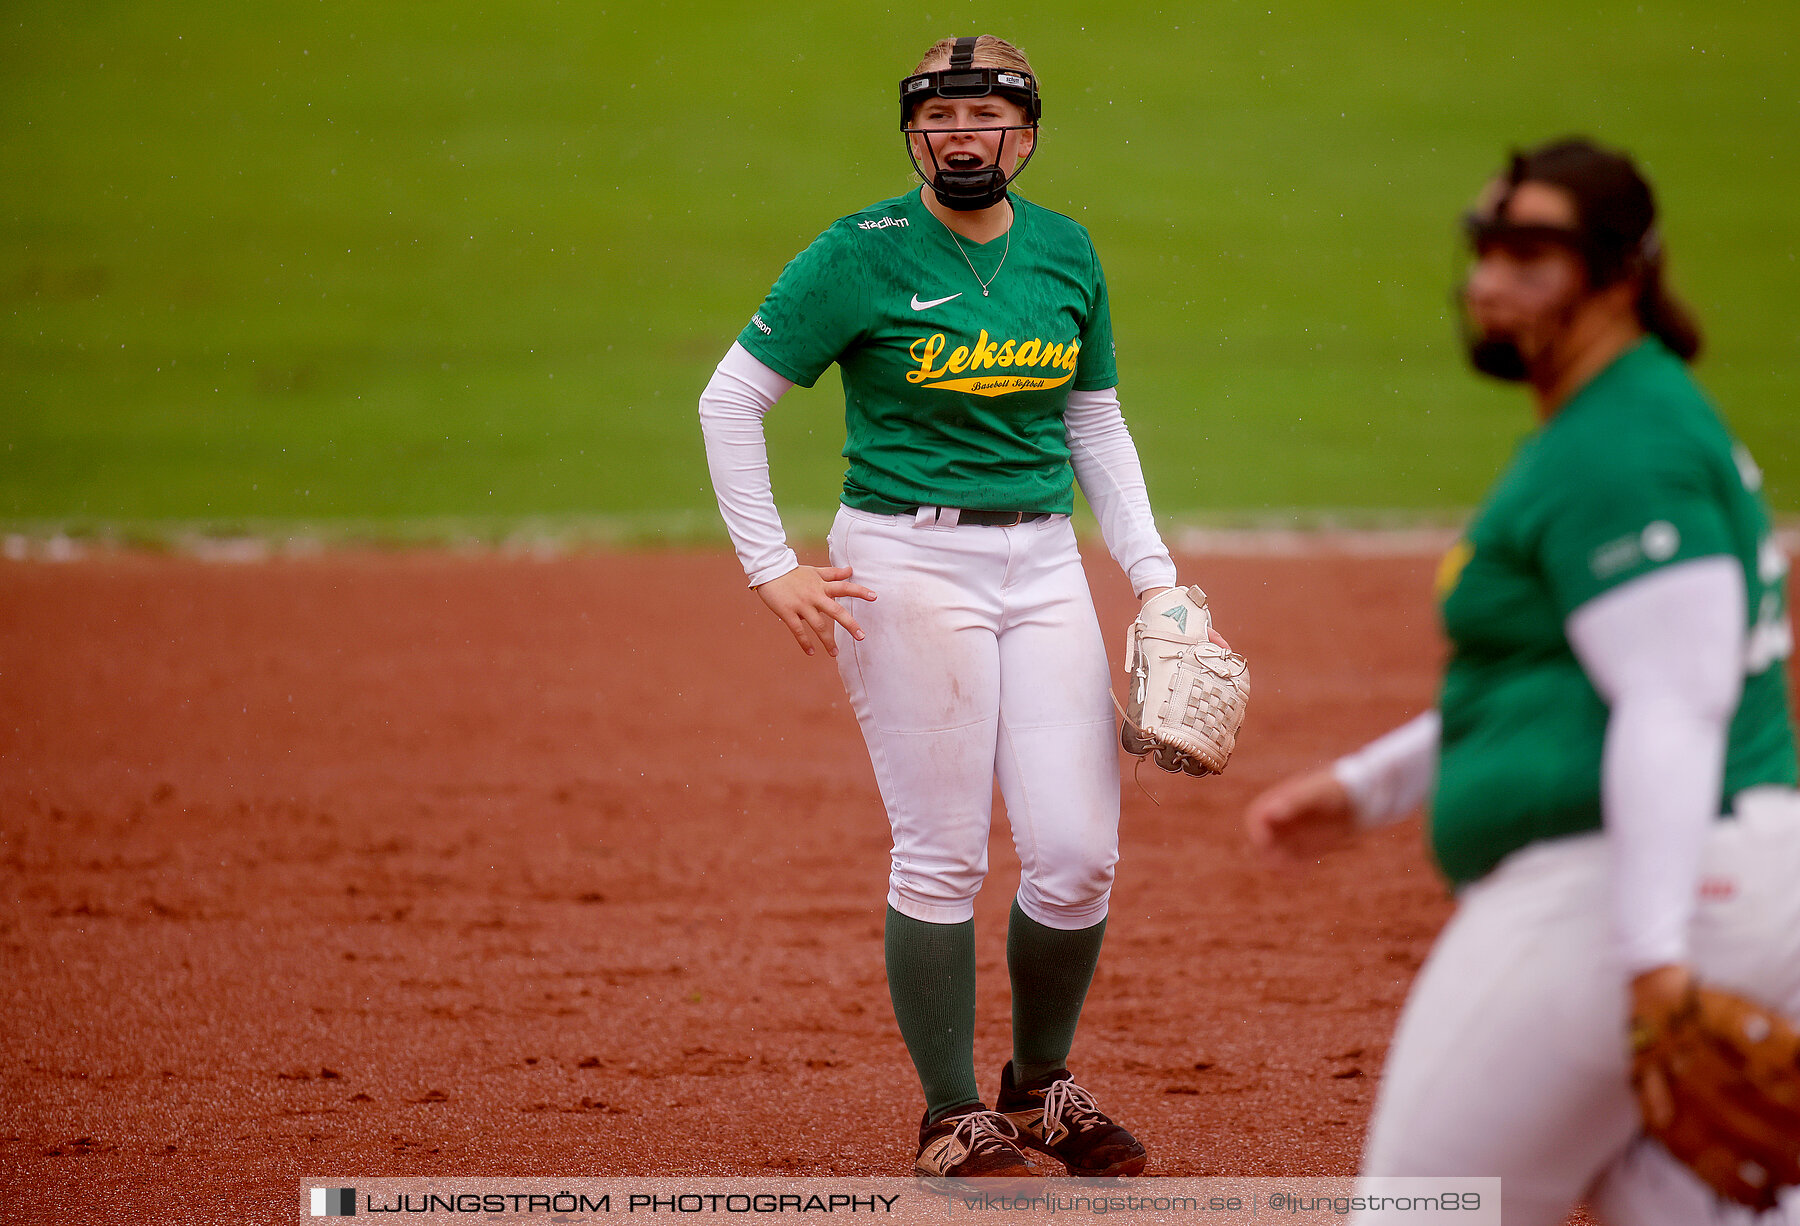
[924,372,1075,397]
[906,330,1081,395]
[1436,539,1474,600]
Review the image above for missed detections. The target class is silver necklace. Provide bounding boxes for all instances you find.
[945,214,1011,297]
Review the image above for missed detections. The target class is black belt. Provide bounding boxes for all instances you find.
[907,507,1051,526]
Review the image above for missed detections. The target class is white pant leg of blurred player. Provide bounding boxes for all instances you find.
[1352,789,1800,1226]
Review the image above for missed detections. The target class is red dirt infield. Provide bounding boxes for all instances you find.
[2,544,1701,1223]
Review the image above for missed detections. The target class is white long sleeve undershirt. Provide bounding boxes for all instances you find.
[697,343,799,587]
[696,344,1176,595]
[1329,555,1747,975]
[1063,386,1177,596]
[1331,710,1441,830]
[1566,555,1745,974]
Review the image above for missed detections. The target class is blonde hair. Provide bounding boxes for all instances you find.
[912,35,1034,77]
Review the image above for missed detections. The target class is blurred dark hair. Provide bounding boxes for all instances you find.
[1505,137,1703,363]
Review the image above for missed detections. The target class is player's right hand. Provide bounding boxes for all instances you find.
[754,564,876,658]
[1243,768,1358,868]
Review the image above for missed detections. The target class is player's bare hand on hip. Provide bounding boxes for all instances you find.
[755,565,876,658]
[1243,768,1356,867]
[1137,585,1232,651]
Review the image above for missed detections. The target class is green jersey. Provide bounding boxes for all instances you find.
[736,188,1118,514]
[1431,338,1797,885]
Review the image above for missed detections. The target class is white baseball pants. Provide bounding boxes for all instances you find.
[1354,788,1800,1226]
[827,505,1120,931]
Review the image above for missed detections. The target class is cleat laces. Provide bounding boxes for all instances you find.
[949,1109,1024,1157]
[1038,1079,1108,1137]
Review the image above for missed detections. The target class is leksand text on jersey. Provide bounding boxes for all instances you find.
[906,329,1080,396]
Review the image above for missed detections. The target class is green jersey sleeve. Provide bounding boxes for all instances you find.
[1535,434,1735,617]
[736,224,871,388]
[1072,234,1119,391]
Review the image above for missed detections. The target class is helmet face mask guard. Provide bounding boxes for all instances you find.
[1455,152,1660,382]
[1456,211,1590,381]
[899,37,1040,211]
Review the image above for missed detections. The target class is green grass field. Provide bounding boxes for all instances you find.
[4,1,1797,539]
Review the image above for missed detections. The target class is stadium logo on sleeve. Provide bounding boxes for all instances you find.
[857,216,910,230]
[905,330,1080,396]
[1641,520,1680,562]
[1588,520,1680,580]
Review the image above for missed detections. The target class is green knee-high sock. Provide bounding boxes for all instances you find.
[1007,900,1107,1084]
[884,906,980,1123]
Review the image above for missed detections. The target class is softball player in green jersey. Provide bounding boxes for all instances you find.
[700,35,1217,1178]
[1244,138,1800,1225]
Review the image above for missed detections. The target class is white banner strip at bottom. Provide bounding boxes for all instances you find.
[300,1177,1501,1224]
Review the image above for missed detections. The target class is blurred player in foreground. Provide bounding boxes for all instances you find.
[1243,138,1800,1225]
[699,35,1225,1178]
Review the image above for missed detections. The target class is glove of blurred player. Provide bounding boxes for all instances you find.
[1119,586,1248,776]
[1629,983,1800,1211]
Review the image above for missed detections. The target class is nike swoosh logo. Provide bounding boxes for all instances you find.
[910,292,963,311]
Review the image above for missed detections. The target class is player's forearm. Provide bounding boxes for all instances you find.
[699,344,800,587]
[1598,693,1724,972]
[1566,556,1746,973]
[1063,388,1176,596]
[1330,710,1440,828]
